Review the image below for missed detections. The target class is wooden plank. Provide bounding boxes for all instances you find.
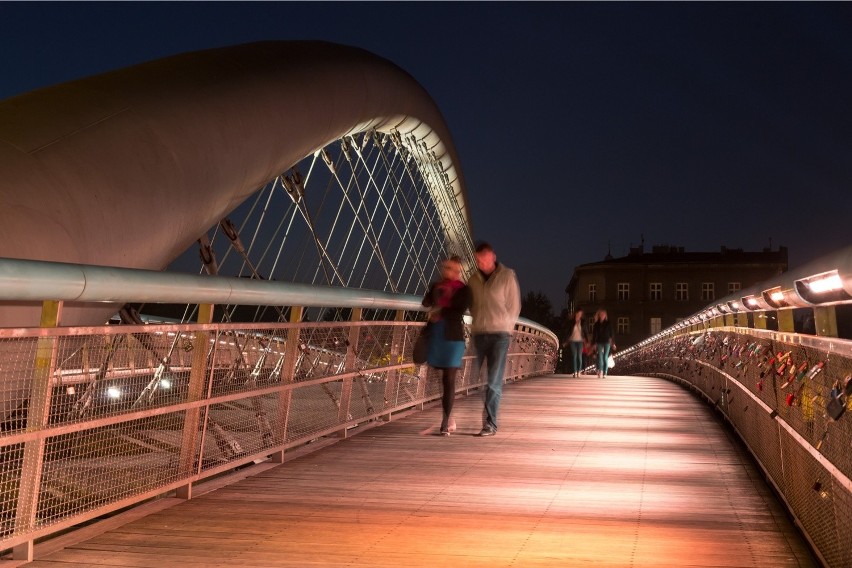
[17,375,818,567]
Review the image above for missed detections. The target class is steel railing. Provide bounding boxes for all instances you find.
[0,258,558,559]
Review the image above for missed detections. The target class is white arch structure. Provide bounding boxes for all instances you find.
[0,41,473,326]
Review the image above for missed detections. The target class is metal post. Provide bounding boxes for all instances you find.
[777,309,794,333]
[337,308,361,435]
[382,310,406,420]
[270,306,303,463]
[175,303,214,500]
[813,306,838,338]
[12,300,62,561]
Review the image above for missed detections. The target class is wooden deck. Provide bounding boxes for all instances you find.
[17,374,818,567]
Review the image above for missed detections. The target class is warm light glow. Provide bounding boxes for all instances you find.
[730,301,740,310]
[746,297,759,307]
[107,386,122,399]
[806,272,843,293]
[770,291,784,302]
[160,378,172,389]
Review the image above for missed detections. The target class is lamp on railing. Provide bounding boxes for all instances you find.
[795,270,852,305]
[762,286,792,309]
[740,293,771,311]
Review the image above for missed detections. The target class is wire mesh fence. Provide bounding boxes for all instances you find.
[620,327,852,568]
[0,317,557,551]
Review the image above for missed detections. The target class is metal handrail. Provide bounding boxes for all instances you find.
[0,257,557,343]
[0,257,421,308]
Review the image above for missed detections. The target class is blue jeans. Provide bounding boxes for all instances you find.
[474,333,511,431]
[597,342,611,375]
[569,341,584,374]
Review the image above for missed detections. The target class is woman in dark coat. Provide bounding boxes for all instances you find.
[422,255,472,435]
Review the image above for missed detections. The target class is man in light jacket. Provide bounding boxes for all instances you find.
[468,241,521,436]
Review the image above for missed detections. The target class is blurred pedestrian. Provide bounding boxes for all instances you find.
[422,255,472,436]
[565,309,588,377]
[468,242,521,437]
[592,309,614,377]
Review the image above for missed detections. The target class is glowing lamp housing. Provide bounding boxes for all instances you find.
[762,287,792,309]
[740,294,771,311]
[795,270,852,305]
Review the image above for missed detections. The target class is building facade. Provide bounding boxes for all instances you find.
[565,245,788,349]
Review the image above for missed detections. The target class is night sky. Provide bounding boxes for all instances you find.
[2,2,851,308]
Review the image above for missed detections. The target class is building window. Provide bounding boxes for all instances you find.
[650,317,662,335]
[675,282,688,301]
[617,317,630,335]
[617,283,630,301]
[728,282,741,294]
[649,282,662,301]
[588,284,596,302]
[701,282,715,301]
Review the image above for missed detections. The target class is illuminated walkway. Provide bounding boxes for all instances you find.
[16,375,816,567]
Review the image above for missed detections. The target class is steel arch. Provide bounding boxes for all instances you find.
[0,41,472,326]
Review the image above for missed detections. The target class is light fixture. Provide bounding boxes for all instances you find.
[107,386,122,399]
[804,271,842,293]
[795,269,851,304]
[762,286,791,309]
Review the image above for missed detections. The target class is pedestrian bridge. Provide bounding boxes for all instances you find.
[1,41,851,567]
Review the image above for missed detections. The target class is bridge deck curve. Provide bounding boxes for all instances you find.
[14,375,817,567]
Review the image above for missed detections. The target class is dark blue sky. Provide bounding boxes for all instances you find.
[2,2,851,307]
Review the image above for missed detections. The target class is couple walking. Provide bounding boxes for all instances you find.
[565,309,615,378]
[421,242,521,437]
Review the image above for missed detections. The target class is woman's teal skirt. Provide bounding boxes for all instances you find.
[427,319,465,369]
